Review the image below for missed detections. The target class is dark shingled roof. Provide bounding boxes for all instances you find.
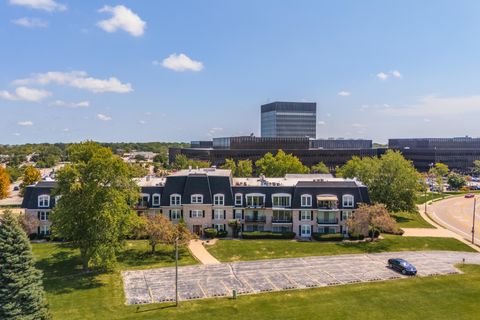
[21,181,58,209]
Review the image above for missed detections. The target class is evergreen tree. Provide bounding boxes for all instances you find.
[0,210,50,320]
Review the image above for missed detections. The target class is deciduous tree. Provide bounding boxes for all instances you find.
[51,142,139,271]
[346,204,399,241]
[311,161,330,174]
[20,165,41,196]
[447,173,466,190]
[139,215,176,253]
[0,166,10,199]
[236,159,253,177]
[255,150,309,177]
[0,210,50,319]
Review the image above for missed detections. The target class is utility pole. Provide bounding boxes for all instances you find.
[175,237,179,307]
[472,198,477,245]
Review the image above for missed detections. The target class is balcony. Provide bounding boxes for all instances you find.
[317,218,339,224]
[245,215,266,222]
[272,218,293,223]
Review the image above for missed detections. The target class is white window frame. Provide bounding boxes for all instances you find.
[152,193,161,206]
[139,193,150,206]
[171,209,181,220]
[214,224,225,231]
[38,195,50,208]
[234,209,243,219]
[170,194,182,206]
[214,209,224,220]
[272,193,291,208]
[301,194,312,207]
[235,193,243,206]
[300,210,312,221]
[191,194,203,204]
[39,211,48,221]
[342,194,354,208]
[245,193,266,207]
[191,209,203,218]
[213,194,225,206]
[40,225,49,235]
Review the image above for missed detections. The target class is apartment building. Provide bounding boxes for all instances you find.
[21,168,369,238]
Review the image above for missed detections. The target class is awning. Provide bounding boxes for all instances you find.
[316,194,338,201]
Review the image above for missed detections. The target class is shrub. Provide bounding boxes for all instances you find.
[203,228,218,239]
[312,233,344,242]
[241,231,296,239]
[217,230,228,238]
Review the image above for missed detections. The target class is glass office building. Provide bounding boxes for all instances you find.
[261,102,317,138]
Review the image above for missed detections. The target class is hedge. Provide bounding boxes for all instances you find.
[241,231,296,239]
[203,228,218,239]
[312,233,344,242]
[217,230,228,238]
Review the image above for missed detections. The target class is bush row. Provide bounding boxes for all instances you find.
[203,228,228,239]
[311,233,344,241]
[241,231,296,239]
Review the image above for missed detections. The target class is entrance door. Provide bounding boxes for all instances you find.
[193,225,202,236]
[301,225,311,237]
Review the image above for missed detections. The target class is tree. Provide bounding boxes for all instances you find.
[236,159,253,177]
[128,163,149,178]
[228,219,241,238]
[172,154,210,170]
[51,142,139,271]
[447,173,466,190]
[139,215,176,253]
[6,165,22,183]
[0,210,50,319]
[346,204,399,241]
[429,162,449,193]
[255,150,310,177]
[20,165,41,196]
[473,160,480,175]
[311,161,330,174]
[220,159,236,173]
[0,166,10,199]
[173,219,193,246]
[338,150,421,212]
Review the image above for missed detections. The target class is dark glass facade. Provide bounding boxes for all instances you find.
[261,102,316,138]
[310,139,372,149]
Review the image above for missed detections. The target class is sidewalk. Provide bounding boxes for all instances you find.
[401,204,480,252]
[188,239,221,265]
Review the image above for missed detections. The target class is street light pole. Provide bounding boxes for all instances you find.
[472,198,476,245]
[175,236,179,307]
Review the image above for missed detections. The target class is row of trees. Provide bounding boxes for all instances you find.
[0,165,42,199]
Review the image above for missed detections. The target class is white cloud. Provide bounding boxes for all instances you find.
[97,5,146,37]
[13,132,21,136]
[0,87,51,102]
[13,71,133,93]
[352,123,366,128]
[96,113,112,121]
[9,0,66,12]
[392,70,402,78]
[318,121,326,125]
[18,120,33,126]
[376,72,389,80]
[160,53,204,72]
[381,95,480,117]
[12,17,48,28]
[424,118,431,123]
[139,120,146,124]
[207,127,223,136]
[51,100,90,108]
[338,91,351,97]
[62,128,69,132]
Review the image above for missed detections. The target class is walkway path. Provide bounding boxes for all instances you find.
[122,250,480,304]
[188,239,221,265]
[400,202,480,252]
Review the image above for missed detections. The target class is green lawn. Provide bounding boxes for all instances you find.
[391,211,434,228]
[32,240,197,319]
[206,235,474,262]
[32,241,480,320]
[415,192,445,204]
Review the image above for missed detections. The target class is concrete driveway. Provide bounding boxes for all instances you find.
[429,196,480,244]
[122,251,480,305]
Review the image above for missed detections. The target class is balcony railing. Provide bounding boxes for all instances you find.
[317,218,339,224]
[245,216,266,222]
[272,218,293,223]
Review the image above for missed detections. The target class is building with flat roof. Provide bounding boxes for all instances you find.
[261,101,317,138]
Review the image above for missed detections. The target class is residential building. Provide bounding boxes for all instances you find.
[261,102,317,138]
[21,168,370,239]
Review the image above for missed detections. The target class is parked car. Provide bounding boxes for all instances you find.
[388,258,417,275]
[465,193,475,198]
[13,186,19,191]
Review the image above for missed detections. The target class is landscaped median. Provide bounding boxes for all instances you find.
[206,235,475,262]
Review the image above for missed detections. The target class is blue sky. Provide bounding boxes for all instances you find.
[1,0,480,144]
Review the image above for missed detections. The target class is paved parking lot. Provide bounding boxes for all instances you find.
[122,251,480,305]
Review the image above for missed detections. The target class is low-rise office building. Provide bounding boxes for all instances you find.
[21,168,370,239]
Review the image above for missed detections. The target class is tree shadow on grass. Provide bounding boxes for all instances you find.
[392,215,414,224]
[117,246,191,268]
[42,271,103,295]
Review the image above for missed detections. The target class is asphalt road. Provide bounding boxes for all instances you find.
[122,251,479,305]
[430,196,480,244]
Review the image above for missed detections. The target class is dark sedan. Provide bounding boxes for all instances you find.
[388,258,417,275]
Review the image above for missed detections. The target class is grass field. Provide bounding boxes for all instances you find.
[391,211,434,228]
[206,235,474,262]
[415,192,445,204]
[31,240,480,320]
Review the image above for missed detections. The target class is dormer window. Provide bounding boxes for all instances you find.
[38,195,50,208]
[301,194,312,207]
[139,193,150,207]
[235,193,243,206]
[272,193,291,208]
[170,194,181,206]
[213,194,225,206]
[152,193,161,206]
[191,194,203,204]
[342,194,354,208]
